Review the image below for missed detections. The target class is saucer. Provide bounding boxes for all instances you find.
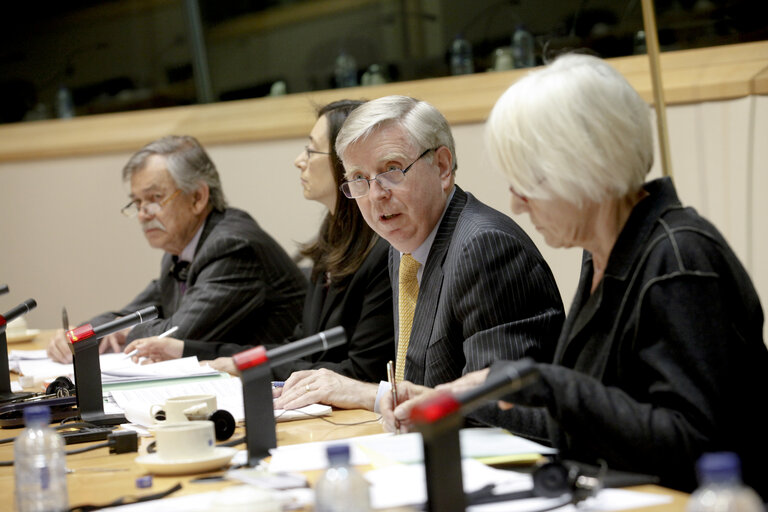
[6,329,41,343]
[135,446,237,475]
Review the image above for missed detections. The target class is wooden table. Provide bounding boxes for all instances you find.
[1,331,690,511]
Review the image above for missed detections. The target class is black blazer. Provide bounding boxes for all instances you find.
[192,237,395,382]
[90,208,306,350]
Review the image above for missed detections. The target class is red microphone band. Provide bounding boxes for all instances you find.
[233,345,268,371]
[409,392,461,424]
[67,324,95,343]
[0,316,6,328]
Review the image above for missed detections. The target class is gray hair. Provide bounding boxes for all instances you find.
[486,53,653,206]
[335,95,457,172]
[122,135,227,211]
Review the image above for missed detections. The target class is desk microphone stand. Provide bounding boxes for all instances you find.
[67,306,159,426]
[0,330,36,403]
[0,297,38,403]
[234,326,346,466]
[410,359,540,512]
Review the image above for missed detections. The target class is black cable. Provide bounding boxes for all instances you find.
[274,408,382,426]
[69,482,183,512]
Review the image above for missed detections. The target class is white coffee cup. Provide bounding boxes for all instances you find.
[6,316,28,337]
[153,420,215,461]
[151,394,217,424]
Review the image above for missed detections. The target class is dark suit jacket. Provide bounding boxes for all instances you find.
[191,237,395,382]
[393,187,564,387]
[89,208,306,350]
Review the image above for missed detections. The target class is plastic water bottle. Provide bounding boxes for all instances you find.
[449,34,474,75]
[512,25,535,68]
[56,85,74,119]
[334,51,358,88]
[687,452,763,512]
[14,405,69,512]
[315,444,370,512]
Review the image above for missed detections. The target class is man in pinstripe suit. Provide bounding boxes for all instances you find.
[47,135,306,363]
[274,96,563,414]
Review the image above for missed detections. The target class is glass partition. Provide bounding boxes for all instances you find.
[1,0,764,124]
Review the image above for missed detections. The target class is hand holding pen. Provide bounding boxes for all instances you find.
[122,325,180,362]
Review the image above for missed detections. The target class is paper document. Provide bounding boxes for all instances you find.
[16,353,218,384]
[366,458,674,511]
[111,376,331,426]
[267,428,555,473]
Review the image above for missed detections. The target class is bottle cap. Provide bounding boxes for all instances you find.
[23,404,51,425]
[326,443,351,465]
[135,475,153,488]
[696,452,741,483]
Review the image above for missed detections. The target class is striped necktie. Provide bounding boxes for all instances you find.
[396,254,420,382]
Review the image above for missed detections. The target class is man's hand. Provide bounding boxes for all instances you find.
[379,380,436,433]
[205,357,237,375]
[381,368,494,433]
[98,327,131,355]
[273,368,377,411]
[122,336,184,364]
[46,329,73,363]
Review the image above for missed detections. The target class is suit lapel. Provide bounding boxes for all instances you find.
[404,188,468,382]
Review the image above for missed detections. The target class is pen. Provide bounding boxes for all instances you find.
[61,307,69,332]
[387,360,401,434]
[122,325,179,359]
[272,381,285,388]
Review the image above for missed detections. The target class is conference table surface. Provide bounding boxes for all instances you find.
[0,330,690,511]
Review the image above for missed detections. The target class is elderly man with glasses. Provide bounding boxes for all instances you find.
[274,96,564,424]
[47,135,306,363]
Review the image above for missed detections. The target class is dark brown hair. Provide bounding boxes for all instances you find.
[299,99,379,287]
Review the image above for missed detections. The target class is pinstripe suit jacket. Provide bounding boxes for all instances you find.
[392,187,564,387]
[89,208,306,350]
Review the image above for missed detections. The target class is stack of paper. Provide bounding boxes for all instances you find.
[15,353,219,384]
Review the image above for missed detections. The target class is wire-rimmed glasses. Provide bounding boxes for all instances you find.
[120,188,181,218]
[339,147,436,199]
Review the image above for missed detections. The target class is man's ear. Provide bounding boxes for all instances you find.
[191,183,210,214]
[435,146,454,188]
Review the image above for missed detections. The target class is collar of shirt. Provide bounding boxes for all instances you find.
[179,223,205,263]
[400,186,455,285]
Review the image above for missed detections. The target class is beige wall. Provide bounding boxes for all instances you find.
[2,95,766,344]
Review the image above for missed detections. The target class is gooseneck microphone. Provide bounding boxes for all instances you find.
[66,306,158,343]
[0,298,37,402]
[409,358,541,512]
[233,326,346,371]
[0,299,37,330]
[67,306,159,426]
[232,326,347,466]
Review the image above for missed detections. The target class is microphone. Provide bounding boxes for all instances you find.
[66,306,159,343]
[0,284,8,296]
[0,299,37,330]
[410,358,540,425]
[233,326,346,371]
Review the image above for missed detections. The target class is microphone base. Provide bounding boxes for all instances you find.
[0,390,37,404]
[241,362,277,466]
[80,410,127,426]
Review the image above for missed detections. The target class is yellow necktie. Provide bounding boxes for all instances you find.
[396,254,420,382]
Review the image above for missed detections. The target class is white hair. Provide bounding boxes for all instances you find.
[486,53,653,206]
[336,95,457,172]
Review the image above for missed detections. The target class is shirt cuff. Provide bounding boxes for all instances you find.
[373,380,392,413]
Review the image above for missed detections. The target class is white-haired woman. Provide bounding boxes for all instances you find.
[382,54,767,498]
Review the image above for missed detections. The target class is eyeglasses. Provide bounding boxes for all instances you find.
[121,189,181,218]
[305,146,330,160]
[340,147,437,199]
